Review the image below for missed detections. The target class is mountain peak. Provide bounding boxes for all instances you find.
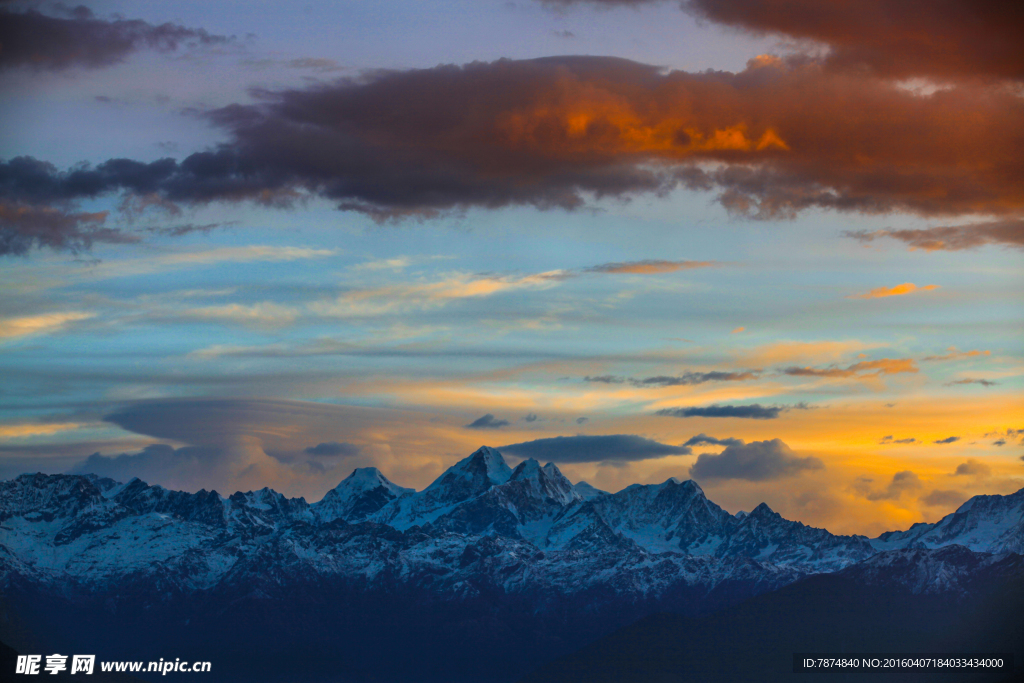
[511,458,543,479]
[427,446,512,492]
[507,457,580,506]
[748,502,778,519]
[314,467,413,523]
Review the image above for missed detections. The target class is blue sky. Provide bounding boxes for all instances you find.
[1,0,1021,536]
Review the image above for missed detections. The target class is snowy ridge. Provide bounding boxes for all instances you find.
[372,446,512,530]
[872,488,1024,554]
[0,447,1021,603]
[313,467,414,524]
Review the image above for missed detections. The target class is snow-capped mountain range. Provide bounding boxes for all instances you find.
[1,445,1020,600]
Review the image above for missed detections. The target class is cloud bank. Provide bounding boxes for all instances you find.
[499,434,691,463]
[4,54,1022,253]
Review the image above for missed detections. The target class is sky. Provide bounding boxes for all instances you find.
[0,0,1021,537]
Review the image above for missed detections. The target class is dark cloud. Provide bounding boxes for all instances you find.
[576,417,589,424]
[499,434,691,463]
[543,0,1024,81]
[688,438,823,481]
[4,55,1022,253]
[146,222,228,237]
[304,442,361,457]
[863,470,921,501]
[952,459,991,477]
[656,404,783,419]
[945,378,999,387]
[583,375,625,384]
[879,435,918,445]
[987,428,1024,444]
[584,370,759,387]
[845,219,1024,252]
[465,413,510,430]
[933,436,961,444]
[522,412,540,423]
[682,433,744,448]
[921,489,967,508]
[0,202,135,255]
[783,358,917,379]
[635,371,760,386]
[0,7,230,71]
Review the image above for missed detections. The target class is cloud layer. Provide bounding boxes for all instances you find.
[688,438,823,480]
[4,54,1023,253]
[498,434,691,462]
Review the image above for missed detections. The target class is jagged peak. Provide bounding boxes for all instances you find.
[343,466,386,485]
[325,467,412,497]
[426,446,512,491]
[510,458,545,481]
[748,502,777,518]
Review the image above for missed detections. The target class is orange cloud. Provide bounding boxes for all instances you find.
[848,283,939,299]
[731,327,745,334]
[7,55,1023,249]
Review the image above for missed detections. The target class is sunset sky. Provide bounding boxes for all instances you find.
[1,0,1021,536]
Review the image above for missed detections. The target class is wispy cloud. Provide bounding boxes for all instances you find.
[845,218,1024,252]
[945,378,998,387]
[0,422,83,438]
[309,271,563,317]
[584,370,760,387]
[847,283,939,299]
[923,347,990,362]
[583,259,717,275]
[176,302,299,329]
[782,358,917,378]
[0,311,94,339]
